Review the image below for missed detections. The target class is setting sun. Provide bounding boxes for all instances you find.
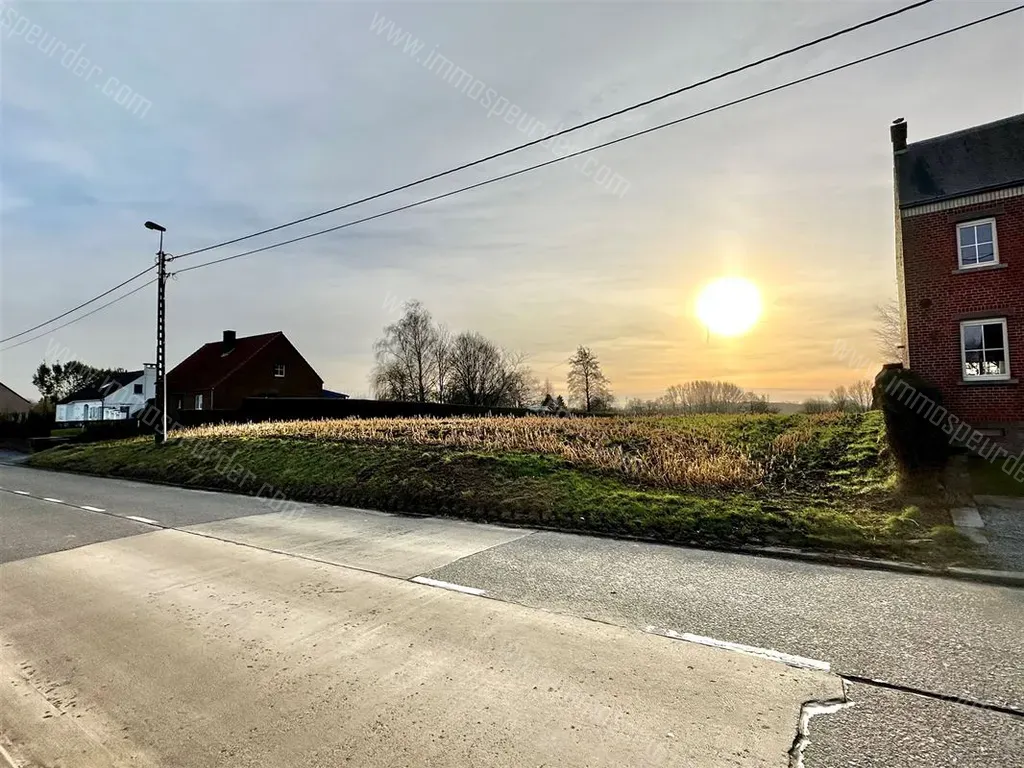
[695,277,763,337]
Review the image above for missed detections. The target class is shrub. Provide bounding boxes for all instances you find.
[873,366,950,471]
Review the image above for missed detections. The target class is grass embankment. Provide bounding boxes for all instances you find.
[29,412,978,565]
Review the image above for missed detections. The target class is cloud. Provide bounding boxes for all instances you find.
[2,0,1022,401]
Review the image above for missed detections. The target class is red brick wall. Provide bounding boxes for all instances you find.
[901,194,1024,425]
[212,336,323,410]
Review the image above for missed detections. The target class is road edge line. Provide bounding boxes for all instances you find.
[410,576,487,596]
[645,626,831,672]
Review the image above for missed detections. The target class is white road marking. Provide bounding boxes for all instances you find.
[80,505,106,512]
[14,490,30,495]
[43,497,65,504]
[0,740,20,768]
[126,515,160,525]
[410,576,487,596]
[645,626,831,672]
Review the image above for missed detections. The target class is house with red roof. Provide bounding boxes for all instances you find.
[167,330,323,411]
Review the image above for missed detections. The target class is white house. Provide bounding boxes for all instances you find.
[55,365,156,424]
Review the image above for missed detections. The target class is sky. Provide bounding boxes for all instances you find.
[1,0,1022,404]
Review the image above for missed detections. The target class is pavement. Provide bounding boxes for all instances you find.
[1,463,1022,766]
[976,496,1024,573]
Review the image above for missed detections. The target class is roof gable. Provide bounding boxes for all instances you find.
[168,332,292,391]
[59,370,143,404]
[896,114,1024,208]
[0,381,32,407]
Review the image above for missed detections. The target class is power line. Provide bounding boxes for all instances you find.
[0,0,941,347]
[4,3,1013,351]
[176,5,1022,277]
[173,0,938,261]
[0,265,155,344]
[0,279,156,353]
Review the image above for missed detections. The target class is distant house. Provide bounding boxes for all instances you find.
[55,366,156,423]
[0,381,32,415]
[322,388,350,399]
[168,330,323,411]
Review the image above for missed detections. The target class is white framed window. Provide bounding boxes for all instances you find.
[960,318,1010,381]
[195,393,204,410]
[274,364,286,378]
[957,218,998,268]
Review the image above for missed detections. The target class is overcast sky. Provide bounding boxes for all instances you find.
[2,0,1022,403]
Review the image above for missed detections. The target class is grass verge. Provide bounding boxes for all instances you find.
[29,413,981,567]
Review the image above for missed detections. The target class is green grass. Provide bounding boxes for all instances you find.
[968,454,1024,497]
[28,412,982,567]
[50,427,84,437]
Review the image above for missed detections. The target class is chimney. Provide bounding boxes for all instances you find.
[222,330,236,355]
[890,118,907,152]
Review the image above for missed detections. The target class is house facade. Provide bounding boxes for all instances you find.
[56,366,156,423]
[892,114,1024,450]
[0,381,32,415]
[168,330,323,411]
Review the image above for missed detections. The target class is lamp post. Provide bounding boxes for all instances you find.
[145,221,168,445]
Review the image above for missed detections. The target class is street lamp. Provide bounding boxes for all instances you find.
[145,221,168,445]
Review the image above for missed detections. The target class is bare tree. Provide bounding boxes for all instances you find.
[803,397,832,414]
[874,299,903,362]
[434,324,452,404]
[848,379,873,411]
[658,381,750,414]
[370,300,439,402]
[567,346,612,412]
[828,380,874,412]
[447,332,532,408]
[370,359,414,402]
[829,385,851,412]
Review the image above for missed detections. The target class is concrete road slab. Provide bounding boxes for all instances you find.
[0,529,841,768]
[184,507,533,578]
[427,531,1024,709]
[804,682,1024,768]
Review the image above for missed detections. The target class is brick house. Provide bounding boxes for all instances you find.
[168,330,323,411]
[892,114,1024,449]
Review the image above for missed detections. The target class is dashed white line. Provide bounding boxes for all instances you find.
[80,505,106,513]
[125,515,160,525]
[13,490,30,495]
[645,626,831,672]
[410,576,487,596]
[42,497,65,504]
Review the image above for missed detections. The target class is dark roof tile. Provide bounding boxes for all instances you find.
[168,332,282,391]
[896,113,1024,208]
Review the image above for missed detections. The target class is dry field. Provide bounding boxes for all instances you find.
[34,412,979,564]
[180,413,869,493]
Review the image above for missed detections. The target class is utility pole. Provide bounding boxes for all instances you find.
[145,221,168,445]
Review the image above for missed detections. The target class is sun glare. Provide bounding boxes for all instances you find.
[695,277,763,337]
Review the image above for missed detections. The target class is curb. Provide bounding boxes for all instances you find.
[16,461,1024,589]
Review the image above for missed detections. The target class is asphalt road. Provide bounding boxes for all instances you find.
[429,532,1024,766]
[1,463,1022,766]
